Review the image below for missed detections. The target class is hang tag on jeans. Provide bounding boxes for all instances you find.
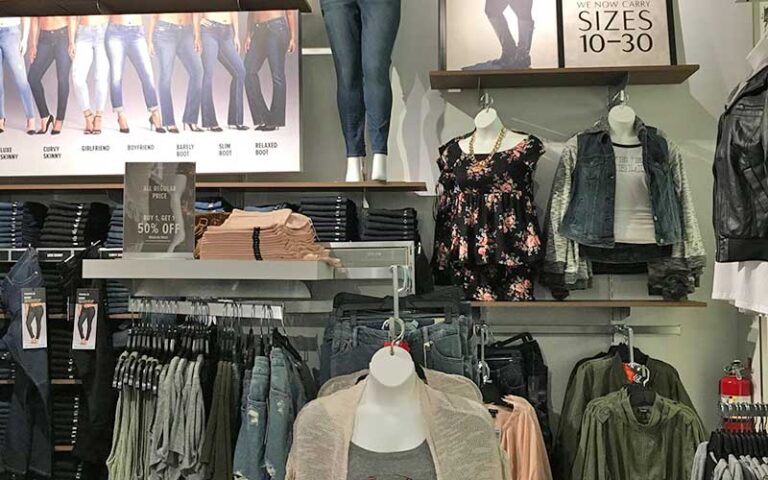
[72,289,99,351]
[21,288,47,350]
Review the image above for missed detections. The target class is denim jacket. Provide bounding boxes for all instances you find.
[542,118,706,299]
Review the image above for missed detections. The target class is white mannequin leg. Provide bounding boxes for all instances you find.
[371,153,387,182]
[345,156,364,182]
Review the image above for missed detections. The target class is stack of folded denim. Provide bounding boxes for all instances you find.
[42,262,80,317]
[106,280,130,315]
[49,324,77,380]
[0,350,16,381]
[105,205,123,248]
[0,397,9,455]
[299,196,359,242]
[52,392,83,447]
[0,201,47,248]
[196,198,231,213]
[360,208,419,242]
[39,202,111,248]
[245,202,300,213]
[52,457,85,480]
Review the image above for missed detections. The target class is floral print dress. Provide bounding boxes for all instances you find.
[432,133,545,301]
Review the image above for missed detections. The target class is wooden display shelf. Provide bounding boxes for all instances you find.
[472,300,707,308]
[0,0,312,17]
[0,379,82,385]
[54,445,74,453]
[0,181,427,193]
[430,65,700,90]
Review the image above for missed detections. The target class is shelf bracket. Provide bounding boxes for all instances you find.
[610,306,631,344]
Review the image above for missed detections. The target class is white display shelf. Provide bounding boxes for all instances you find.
[82,259,335,281]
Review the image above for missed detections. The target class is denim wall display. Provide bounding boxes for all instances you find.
[320,0,401,158]
[0,12,302,177]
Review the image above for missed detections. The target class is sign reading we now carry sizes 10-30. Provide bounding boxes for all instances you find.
[559,0,675,67]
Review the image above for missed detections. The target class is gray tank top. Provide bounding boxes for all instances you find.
[347,441,438,480]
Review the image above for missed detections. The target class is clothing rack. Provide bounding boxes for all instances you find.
[489,324,680,336]
[127,297,285,321]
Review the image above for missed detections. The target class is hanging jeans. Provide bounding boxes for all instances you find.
[320,0,401,156]
[153,21,203,127]
[245,16,290,127]
[0,25,36,120]
[0,249,50,477]
[233,356,270,480]
[106,23,159,113]
[71,24,109,114]
[200,20,245,128]
[28,26,72,121]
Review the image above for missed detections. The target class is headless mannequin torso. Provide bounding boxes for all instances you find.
[458,108,527,154]
[351,346,427,452]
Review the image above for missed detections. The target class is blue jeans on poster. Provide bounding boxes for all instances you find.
[0,248,50,477]
[153,22,203,126]
[106,23,159,112]
[245,17,290,127]
[201,21,245,128]
[0,25,36,120]
[233,357,269,480]
[27,26,72,121]
[320,0,401,156]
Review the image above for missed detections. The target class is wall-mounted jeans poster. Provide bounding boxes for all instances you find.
[440,0,560,70]
[0,12,300,176]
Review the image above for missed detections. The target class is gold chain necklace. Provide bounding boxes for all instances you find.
[468,127,508,159]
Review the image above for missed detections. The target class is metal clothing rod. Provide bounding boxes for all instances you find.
[490,324,681,336]
[128,298,284,320]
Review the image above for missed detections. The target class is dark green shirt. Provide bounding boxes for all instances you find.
[554,353,698,480]
[572,389,705,480]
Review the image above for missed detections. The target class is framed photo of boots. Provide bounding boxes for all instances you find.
[439,0,561,71]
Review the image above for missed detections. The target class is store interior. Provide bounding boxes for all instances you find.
[0,0,765,479]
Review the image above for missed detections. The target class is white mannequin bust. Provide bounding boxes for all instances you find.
[351,346,427,453]
[459,107,527,154]
[608,104,639,145]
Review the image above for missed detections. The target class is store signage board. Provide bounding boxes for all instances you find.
[558,0,676,67]
[0,11,300,177]
[123,162,195,259]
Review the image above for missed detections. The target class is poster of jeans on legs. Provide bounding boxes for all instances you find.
[0,11,300,177]
[440,0,560,70]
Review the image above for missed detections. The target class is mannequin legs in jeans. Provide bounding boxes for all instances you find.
[465,0,535,70]
[200,21,246,130]
[0,26,36,133]
[106,23,163,134]
[320,0,401,158]
[71,24,109,134]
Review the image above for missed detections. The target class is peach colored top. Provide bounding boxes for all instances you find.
[489,396,553,480]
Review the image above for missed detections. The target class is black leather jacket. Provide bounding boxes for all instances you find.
[715,66,768,262]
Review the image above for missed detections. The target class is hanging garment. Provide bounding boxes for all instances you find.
[432,133,545,301]
[713,64,768,263]
[553,352,697,480]
[286,378,511,480]
[571,389,705,480]
[712,261,768,315]
[491,396,552,480]
[542,117,706,300]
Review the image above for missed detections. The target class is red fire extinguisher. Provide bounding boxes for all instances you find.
[720,360,753,432]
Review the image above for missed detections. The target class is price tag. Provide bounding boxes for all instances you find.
[559,0,675,67]
[72,289,99,351]
[21,288,47,350]
[123,162,195,259]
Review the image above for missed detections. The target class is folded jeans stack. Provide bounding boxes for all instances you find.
[299,196,359,243]
[49,325,77,380]
[361,208,419,242]
[104,205,123,248]
[195,198,230,214]
[245,202,300,213]
[198,209,340,265]
[0,202,47,249]
[0,397,9,449]
[106,280,129,315]
[42,263,80,317]
[39,202,111,248]
[52,457,85,480]
[52,393,83,446]
[0,350,17,381]
[194,212,230,259]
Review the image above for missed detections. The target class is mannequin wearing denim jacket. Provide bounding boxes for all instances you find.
[542,117,706,300]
